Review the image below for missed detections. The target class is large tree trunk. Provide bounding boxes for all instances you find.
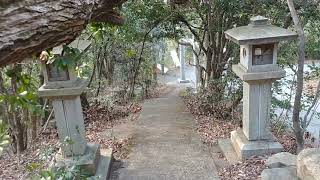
[0,0,125,67]
[287,0,305,153]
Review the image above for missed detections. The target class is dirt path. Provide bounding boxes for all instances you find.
[109,86,219,180]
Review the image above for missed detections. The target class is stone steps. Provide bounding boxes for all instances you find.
[117,170,220,180]
[261,167,298,180]
[261,152,298,180]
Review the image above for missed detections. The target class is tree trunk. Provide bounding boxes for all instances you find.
[10,65,28,153]
[287,0,306,153]
[0,0,125,67]
[80,93,90,109]
[0,72,7,124]
[31,114,37,140]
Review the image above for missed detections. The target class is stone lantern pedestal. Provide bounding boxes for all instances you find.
[178,44,190,83]
[230,65,285,160]
[219,16,297,161]
[38,52,111,178]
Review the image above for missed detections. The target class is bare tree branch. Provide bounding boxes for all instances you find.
[287,0,306,152]
[304,79,320,128]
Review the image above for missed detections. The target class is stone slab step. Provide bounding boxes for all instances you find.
[266,152,297,168]
[117,170,220,180]
[218,139,240,164]
[261,167,298,180]
[93,148,113,180]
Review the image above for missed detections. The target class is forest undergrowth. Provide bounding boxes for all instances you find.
[181,88,297,180]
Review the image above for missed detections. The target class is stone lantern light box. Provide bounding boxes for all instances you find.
[226,16,297,73]
[219,16,297,161]
[41,56,79,89]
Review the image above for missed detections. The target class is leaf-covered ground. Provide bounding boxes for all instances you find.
[219,156,267,180]
[0,101,141,179]
[181,89,297,180]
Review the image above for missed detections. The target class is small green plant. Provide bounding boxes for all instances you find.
[27,137,93,180]
[0,120,9,152]
[42,45,83,71]
[27,163,89,180]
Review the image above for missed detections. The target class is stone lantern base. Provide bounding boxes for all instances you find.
[220,129,283,161]
[53,143,113,179]
[178,78,190,83]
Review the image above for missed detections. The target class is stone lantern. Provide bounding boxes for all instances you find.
[38,46,110,178]
[222,16,297,160]
[41,60,78,89]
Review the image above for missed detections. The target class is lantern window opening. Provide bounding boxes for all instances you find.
[252,43,274,66]
[46,63,70,82]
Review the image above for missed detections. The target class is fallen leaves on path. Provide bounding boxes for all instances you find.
[195,116,238,145]
[147,83,176,98]
[219,156,267,180]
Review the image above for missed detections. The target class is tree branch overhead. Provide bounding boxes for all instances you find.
[0,0,125,67]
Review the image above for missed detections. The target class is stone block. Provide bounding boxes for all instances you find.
[38,79,88,98]
[230,130,283,160]
[92,148,113,180]
[242,81,273,140]
[178,79,190,83]
[297,148,320,180]
[55,143,101,176]
[41,62,78,89]
[266,152,297,168]
[232,64,285,81]
[218,138,240,164]
[261,167,298,180]
[52,96,87,156]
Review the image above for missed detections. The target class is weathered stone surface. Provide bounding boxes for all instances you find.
[225,16,297,45]
[230,130,283,160]
[55,145,113,179]
[242,80,273,141]
[261,167,298,180]
[232,64,285,81]
[218,138,240,164]
[266,152,297,168]
[92,148,113,180]
[297,148,320,180]
[55,143,101,176]
[52,96,87,156]
[38,79,88,98]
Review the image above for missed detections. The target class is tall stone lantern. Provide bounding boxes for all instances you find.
[223,16,297,160]
[38,48,110,178]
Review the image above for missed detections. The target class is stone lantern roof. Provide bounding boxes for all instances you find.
[225,16,298,45]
